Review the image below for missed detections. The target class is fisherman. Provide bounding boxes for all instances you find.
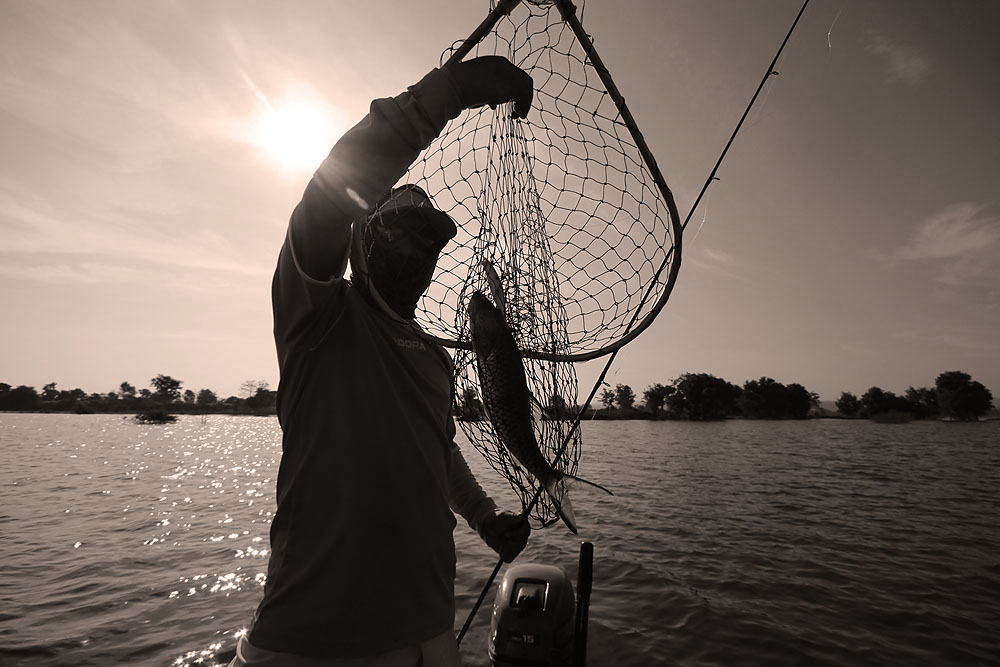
[229,57,534,667]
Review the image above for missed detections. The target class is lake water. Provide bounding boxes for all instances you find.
[1,413,998,666]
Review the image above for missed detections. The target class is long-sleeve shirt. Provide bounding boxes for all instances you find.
[247,67,497,659]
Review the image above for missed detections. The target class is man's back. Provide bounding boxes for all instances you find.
[250,259,459,657]
[234,57,534,665]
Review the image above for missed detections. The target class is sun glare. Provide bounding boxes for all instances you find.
[253,98,339,173]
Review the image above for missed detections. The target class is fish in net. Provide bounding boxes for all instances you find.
[404,0,681,528]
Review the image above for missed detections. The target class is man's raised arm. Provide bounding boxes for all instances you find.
[287,57,533,283]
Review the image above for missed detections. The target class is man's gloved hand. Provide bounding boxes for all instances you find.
[447,56,534,119]
[478,510,531,563]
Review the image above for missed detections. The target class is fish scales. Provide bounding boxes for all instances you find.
[474,309,553,482]
[468,290,577,532]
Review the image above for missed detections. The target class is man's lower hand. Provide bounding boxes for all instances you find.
[480,511,530,563]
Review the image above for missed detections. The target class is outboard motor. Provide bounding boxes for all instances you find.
[488,543,593,667]
[488,563,575,666]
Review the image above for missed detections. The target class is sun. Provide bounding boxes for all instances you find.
[253,98,340,173]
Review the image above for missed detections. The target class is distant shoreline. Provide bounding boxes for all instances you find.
[3,409,998,422]
[0,407,276,417]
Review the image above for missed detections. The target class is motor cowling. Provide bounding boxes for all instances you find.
[488,563,575,667]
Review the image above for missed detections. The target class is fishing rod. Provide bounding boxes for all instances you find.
[680,0,811,233]
[457,0,812,645]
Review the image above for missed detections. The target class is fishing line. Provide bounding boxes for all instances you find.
[827,1,847,63]
[682,0,811,235]
[687,180,717,250]
[743,73,778,134]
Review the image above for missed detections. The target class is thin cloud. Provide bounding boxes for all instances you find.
[894,325,1000,356]
[897,202,1000,261]
[702,248,736,265]
[688,247,741,280]
[838,340,878,356]
[895,202,1000,290]
[0,185,267,282]
[0,261,143,285]
[865,32,931,85]
[891,328,920,342]
[937,328,1000,355]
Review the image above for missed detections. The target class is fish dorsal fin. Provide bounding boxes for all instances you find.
[481,259,507,314]
[481,394,493,423]
[530,394,544,429]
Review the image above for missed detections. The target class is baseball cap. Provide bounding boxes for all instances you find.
[369,184,457,253]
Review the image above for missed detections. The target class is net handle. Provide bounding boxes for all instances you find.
[445,0,524,66]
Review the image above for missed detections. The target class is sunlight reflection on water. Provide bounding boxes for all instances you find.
[1,414,999,667]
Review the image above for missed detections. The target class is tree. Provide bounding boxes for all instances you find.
[667,373,740,420]
[546,393,571,420]
[614,384,636,410]
[0,385,40,411]
[904,386,938,420]
[42,382,59,401]
[246,386,277,412]
[196,389,218,406]
[241,380,270,399]
[183,389,196,404]
[859,386,912,419]
[935,371,993,421]
[139,388,152,399]
[784,383,819,419]
[150,375,182,403]
[859,386,887,418]
[456,386,484,421]
[836,392,860,417]
[739,377,788,419]
[642,383,673,417]
[119,381,136,399]
[60,388,86,403]
[599,388,615,410]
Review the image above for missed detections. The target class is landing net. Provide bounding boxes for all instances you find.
[405,0,681,527]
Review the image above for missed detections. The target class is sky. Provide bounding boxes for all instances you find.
[1,0,998,402]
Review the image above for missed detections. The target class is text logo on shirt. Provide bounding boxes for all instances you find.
[393,336,426,351]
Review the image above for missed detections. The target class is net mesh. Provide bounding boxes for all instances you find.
[409,0,679,360]
[404,0,679,526]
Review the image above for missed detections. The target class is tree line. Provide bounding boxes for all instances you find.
[4,370,994,423]
[833,371,993,422]
[0,376,277,416]
[456,370,994,422]
[606,374,821,421]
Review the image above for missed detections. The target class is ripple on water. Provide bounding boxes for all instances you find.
[2,415,999,666]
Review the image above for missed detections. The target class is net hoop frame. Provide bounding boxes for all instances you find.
[417,0,682,363]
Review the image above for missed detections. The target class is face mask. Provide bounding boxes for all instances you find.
[364,212,442,319]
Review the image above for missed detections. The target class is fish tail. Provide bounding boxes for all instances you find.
[544,477,578,534]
